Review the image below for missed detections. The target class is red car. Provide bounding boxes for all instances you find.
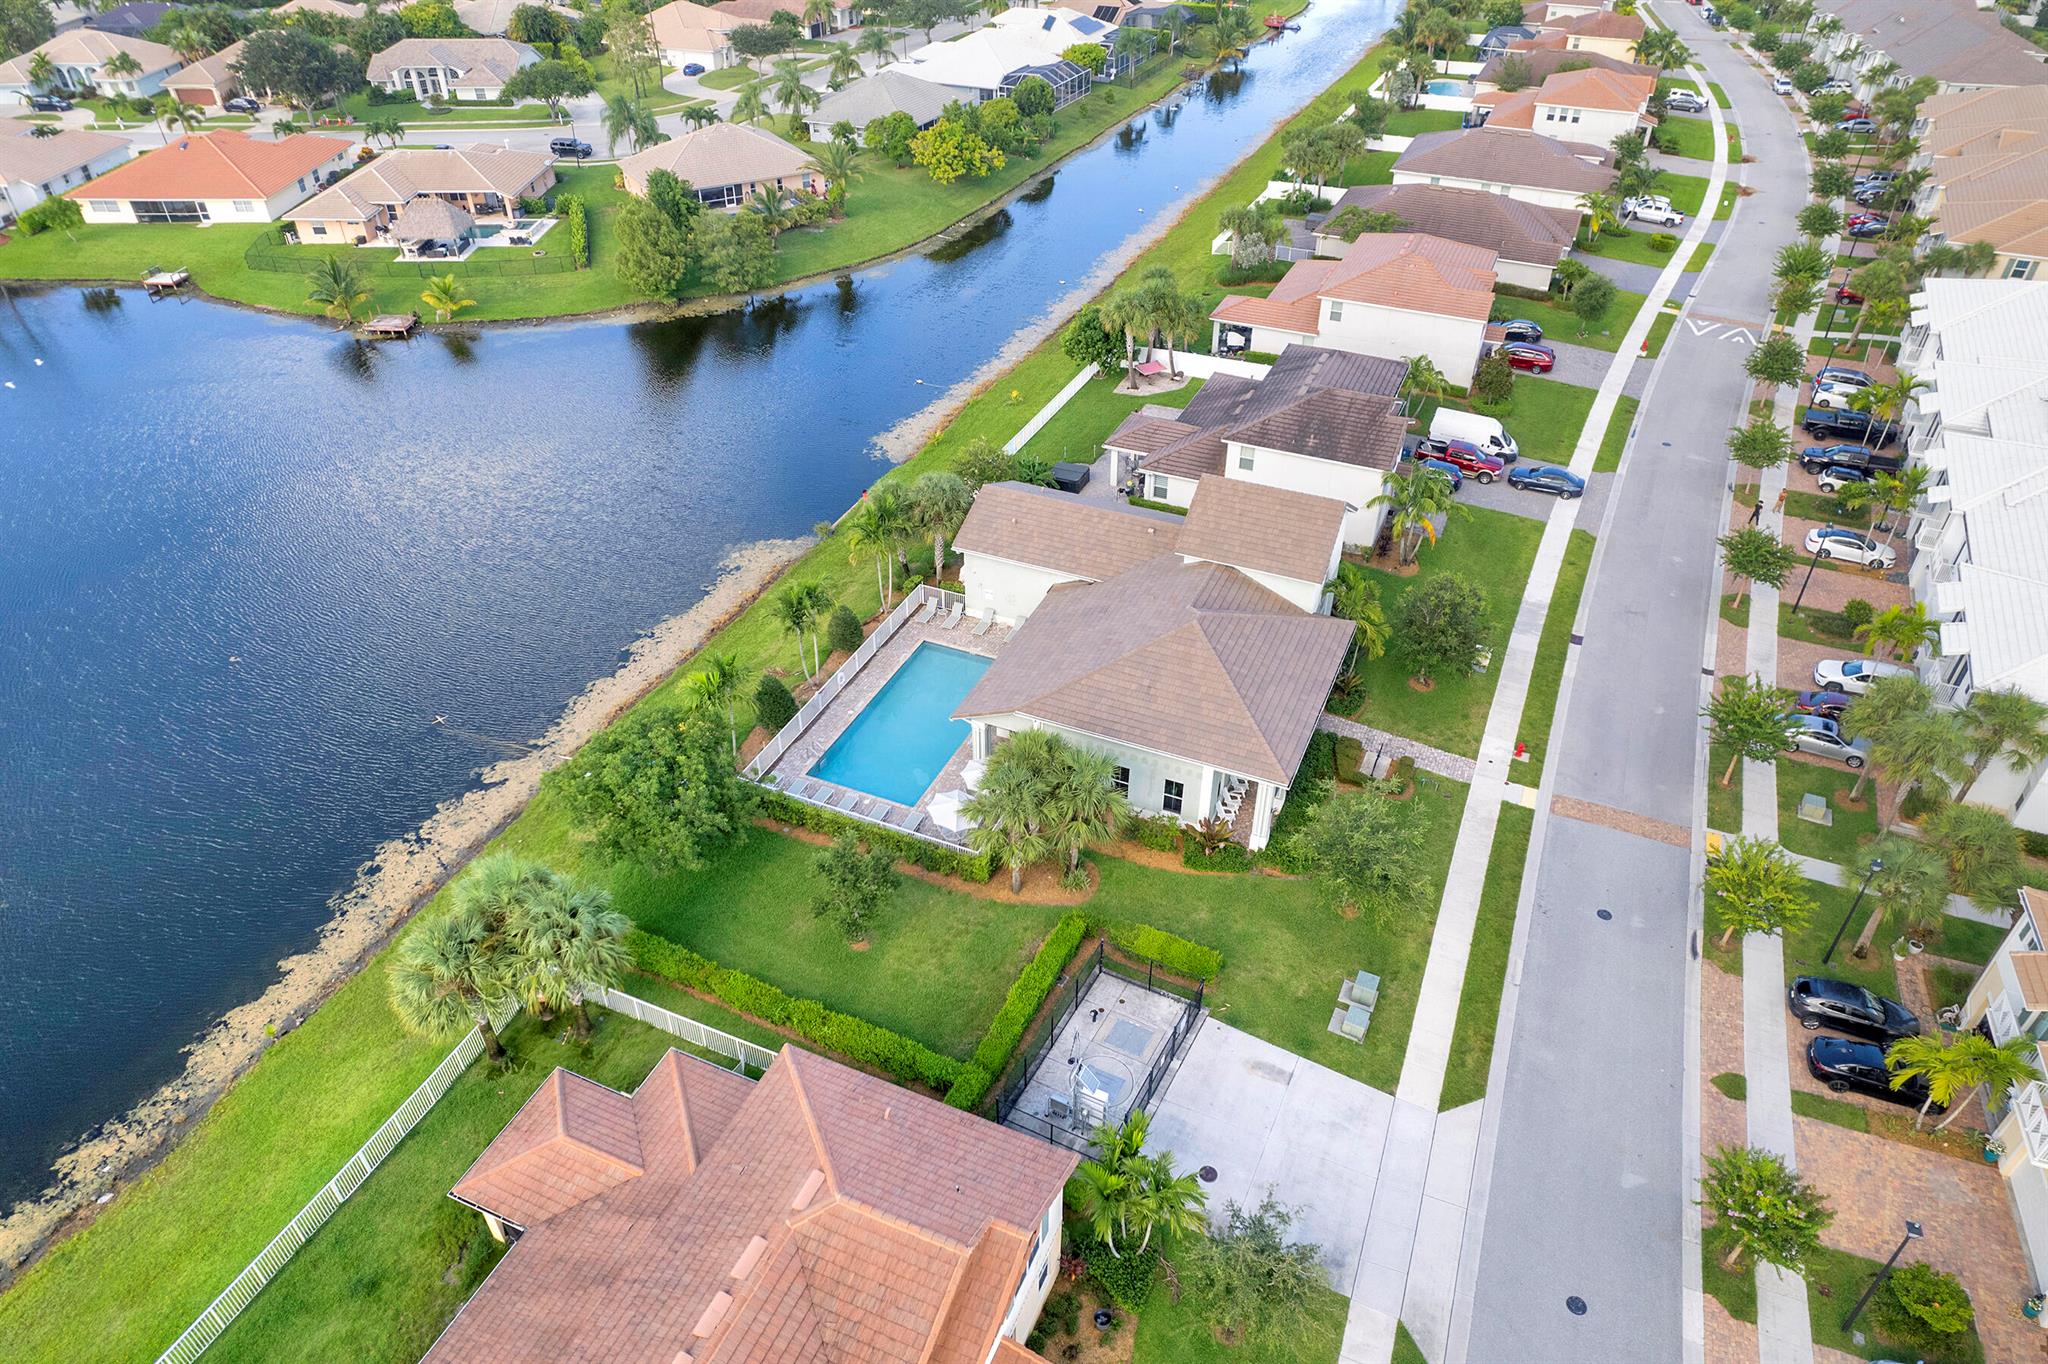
[1834,283,1864,304]
[1415,437,1506,483]
[1500,342,1556,373]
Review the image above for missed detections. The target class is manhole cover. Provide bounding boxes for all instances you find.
[1566,1296,1588,1316]
[1199,1165,1218,1183]
[1596,909,1613,921]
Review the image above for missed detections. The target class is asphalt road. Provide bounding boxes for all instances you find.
[1460,8,1813,1360]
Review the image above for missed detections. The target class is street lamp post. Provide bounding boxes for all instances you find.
[1790,530,1828,617]
[1841,1220,1922,1334]
[1822,857,1884,965]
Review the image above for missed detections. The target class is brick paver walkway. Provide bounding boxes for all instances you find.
[1704,962,1748,1157]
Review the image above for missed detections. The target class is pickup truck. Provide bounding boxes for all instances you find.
[1800,406,1901,448]
[1797,441,1905,475]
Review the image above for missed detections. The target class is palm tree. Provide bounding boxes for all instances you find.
[680,104,722,130]
[1961,688,2048,798]
[99,51,143,86]
[165,25,211,64]
[1369,466,1459,565]
[27,52,56,92]
[770,59,819,119]
[420,273,475,323]
[1070,1111,1151,1255]
[1100,286,1148,390]
[602,94,655,155]
[387,908,513,1061]
[1845,371,1927,448]
[1212,5,1256,69]
[1854,602,1940,663]
[156,98,204,136]
[1414,7,1463,57]
[805,137,861,214]
[685,650,750,759]
[501,873,632,1038]
[859,26,897,67]
[803,0,834,34]
[304,256,372,326]
[906,471,971,575]
[1935,1035,2044,1132]
[1868,708,1973,827]
[799,582,834,675]
[773,582,820,679]
[1578,189,1619,241]
[1049,746,1127,875]
[845,496,900,607]
[27,122,58,139]
[272,117,304,140]
[1841,464,1928,550]
[1886,1033,1993,1130]
[366,114,406,148]
[748,183,791,235]
[1216,202,1285,270]
[1847,835,1947,957]
[825,40,863,88]
[1131,1152,1208,1254]
[1327,564,1388,668]
[963,773,1051,893]
[1401,353,1450,406]
[731,81,769,126]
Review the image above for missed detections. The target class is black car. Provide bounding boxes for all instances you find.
[28,93,72,111]
[1802,407,1900,448]
[549,137,594,159]
[1847,219,1888,239]
[1791,689,1854,722]
[1787,975,1920,1042]
[1806,1036,1939,1110]
[1496,318,1544,344]
[1505,464,1584,498]
[223,95,262,114]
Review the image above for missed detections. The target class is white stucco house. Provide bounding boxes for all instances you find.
[0,126,131,223]
[1211,232,1497,385]
[1391,124,1616,215]
[0,30,183,104]
[70,129,352,224]
[952,477,1353,849]
[365,38,541,101]
[1309,183,1576,291]
[1471,65,1656,148]
[1955,888,2048,1292]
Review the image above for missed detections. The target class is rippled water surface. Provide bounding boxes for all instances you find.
[0,0,1393,1206]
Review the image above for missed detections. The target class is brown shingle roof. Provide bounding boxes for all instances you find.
[1394,124,1616,194]
[428,1046,1075,1363]
[956,555,1353,783]
[63,129,346,202]
[952,480,1182,581]
[1176,476,1346,585]
[1227,388,1409,471]
[618,121,813,194]
[1248,231,1499,322]
[1322,183,1576,268]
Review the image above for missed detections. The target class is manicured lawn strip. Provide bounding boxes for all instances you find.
[1790,1089,1869,1132]
[1657,76,1704,100]
[1716,184,1737,220]
[1783,489,1870,526]
[1644,308,1677,357]
[1440,802,1535,1110]
[1659,114,1716,160]
[696,65,763,90]
[1516,529,1596,787]
[1720,592,1750,630]
[1593,394,1639,473]
[1708,82,1731,110]
[1489,376,1597,467]
[1727,126,1742,160]
[207,1010,678,1363]
[1777,603,1865,650]
[1708,742,1743,835]
[1017,373,1202,465]
[0,34,1411,1361]
[1575,225,1680,266]
[1773,757,1878,866]
[1391,1321,1428,1364]
[1686,241,1715,272]
[1345,507,1545,759]
[1384,107,1464,135]
[1711,1071,1747,1100]
[1496,286,1647,351]
[1337,149,1397,186]
[1703,1228,1983,1362]
[1931,916,2008,967]
[1662,172,1712,218]
[1133,1271,1346,1364]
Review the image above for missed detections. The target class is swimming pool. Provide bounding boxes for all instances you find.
[809,643,992,805]
[1425,79,1468,95]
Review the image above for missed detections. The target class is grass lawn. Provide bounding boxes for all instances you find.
[1932,916,2008,966]
[336,91,565,125]
[1661,172,1713,218]
[1791,1088,1870,1132]
[1384,107,1464,135]
[696,65,763,91]
[1017,371,1202,465]
[1707,877,1902,998]
[1574,225,1682,267]
[1489,376,1598,466]
[1659,114,1716,160]
[1344,506,1545,758]
[1133,1270,1346,1364]
[1777,602,1868,650]
[1337,149,1397,186]
[1702,1228,1984,1362]
[1644,307,1678,357]
[1516,529,1596,785]
[1391,1321,1427,1364]
[1711,1071,1746,1100]
[1783,489,1870,526]
[1773,757,1879,866]
[1593,394,1639,473]
[1708,742,1743,834]
[1657,75,1704,101]
[1686,240,1715,271]
[1716,183,1737,220]
[1708,81,1731,109]
[1721,591,1749,630]
[1499,285,1647,351]
[1440,802,1535,1110]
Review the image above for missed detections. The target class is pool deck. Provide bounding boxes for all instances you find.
[764,610,1012,835]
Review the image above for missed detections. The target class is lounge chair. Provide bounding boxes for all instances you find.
[971,610,994,637]
[913,598,938,625]
[892,805,922,831]
[939,602,964,630]
[830,788,856,811]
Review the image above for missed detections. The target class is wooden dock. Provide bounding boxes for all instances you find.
[141,269,189,296]
[359,312,419,339]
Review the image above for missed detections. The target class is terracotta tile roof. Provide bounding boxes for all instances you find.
[0,126,128,186]
[954,479,1183,580]
[1821,0,2048,88]
[1929,143,2048,258]
[63,129,347,202]
[1476,47,1651,85]
[2010,951,2048,1012]
[1242,231,1497,323]
[1176,476,1347,585]
[1534,65,1655,112]
[1210,290,1320,334]
[956,555,1353,784]
[650,0,741,50]
[1920,85,2048,157]
[1394,124,1616,194]
[1322,183,1575,267]
[451,1071,646,1229]
[1475,87,1540,129]
[618,121,814,194]
[428,1046,1074,1363]
[1540,8,1644,39]
[1511,30,1569,52]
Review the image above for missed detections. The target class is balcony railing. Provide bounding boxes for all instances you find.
[1914,513,1950,553]
[2011,1079,2048,1168]
[1989,989,2025,1043]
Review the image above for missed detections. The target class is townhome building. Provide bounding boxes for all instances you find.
[1809,0,2048,98]
[1911,85,2048,282]
[1952,888,2048,1290]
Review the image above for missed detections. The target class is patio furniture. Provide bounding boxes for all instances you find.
[961,758,987,791]
[928,789,972,834]
[939,602,964,629]
[971,610,994,636]
[1342,970,1381,1010]
[913,598,938,625]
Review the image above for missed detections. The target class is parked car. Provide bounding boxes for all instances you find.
[1428,409,1518,461]
[1416,456,1464,492]
[549,136,594,159]
[1496,318,1544,343]
[1786,714,1871,767]
[222,95,261,114]
[1847,219,1890,240]
[1844,212,1884,229]
[1506,464,1585,498]
[1814,366,1872,390]
[1414,438,1504,482]
[1817,79,1854,95]
[1791,689,1855,722]
[1772,76,1793,96]
[27,93,71,111]
[1788,976,1919,1042]
[1804,522,1895,567]
[1814,657,1916,694]
[1806,1036,1937,1110]
[1704,7,1723,26]
[1838,117,1877,133]
[1806,384,1861,411]
[1500,342,1556,373]
[1855,170,1897,190]
[1834,283,1864,304]
[1801,407,1899,447]
[681,62,706,75]
[1667,88,1708,113]
[1624,197,1685,227]
[1814,464,1872,494]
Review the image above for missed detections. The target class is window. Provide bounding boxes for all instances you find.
[87,200,116,213]
[1326,300,1343,322]
[1147,472,1172,500]
[2006,257,2037,280]
[1112,765,1130,796]
[232,200,254,213]
[1237,448,1255,471]
[1162,779,1184,815]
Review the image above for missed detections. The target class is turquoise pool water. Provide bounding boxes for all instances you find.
[809,644,992,804]
[1426,79,1466,94]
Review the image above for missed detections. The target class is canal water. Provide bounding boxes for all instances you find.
[0,0,1393,1210]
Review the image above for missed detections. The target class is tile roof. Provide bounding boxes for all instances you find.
[1476,47,1653,85]
[63,129,347,202]
[1210,289,1320,334]
[451,1070,646,1229]
[1175,476,1348,584]
[618,121,813,192]
[166,39,244,94]
[956,555,1353,783]
[0,29,181,85]
[1321,183,1576,267]
[1228,387,1410,470]
[429,1046,1074,1363]
[366,37,538,85]
[1819,0,2048,88]
[953,480,1183,580]
[1530,64,1655,112]
[1394,124,1616,194]
[2014,952,2048,1012]
[1927,142,2048,259]
[1537,8,1645,39]
[1919,84,2048,157]
[0,125,128,186]
[285,144,554,222]
[1223,231,1498,324]
[454,0,568,33]
[810,68,953,130]
[275,0,365,16]
[650,0,739,51]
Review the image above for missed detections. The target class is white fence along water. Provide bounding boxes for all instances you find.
[599,986,780,1073]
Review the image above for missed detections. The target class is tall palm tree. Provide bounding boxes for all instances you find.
[1846,370,1927,448]
[1961,688,2048,798]
[680,103,722,130]
[1369,466,1459,565]
[366,114,406,148]
[803,0,834,35]
[799,582,834,675]
[748,183,791,234]
[859,26,898,67]
[1100,286,1147,390]
[825,40,862,87]
[1327,563,1388,668]
[1216,202,1285,270]
[602,93,655,154]
[1049,746,1128,874]
[1868,709,1973,827]
[272,116,304,140]
[1578,189,1619,240]
[1934,1034,2043,1132]
[1414,6,1463,57]
[502,874,632,1038]
[1401,353,1450,406]
[387,908,513,1061]
[1854,602,1940,663]
[1131,1152,1208,1254]
[420,273,475,322]
[1847,835,1947,957]
[685,651,750,759]
[770,59,819,119]
[731,81,769,126]
[805,137,861,213]
[773,582,820,679]
[1070,1111,1151,1255]
[27,52,56,92]
[304,256,372,326]
[1841,464,1928,550]
[1883,1034,1974,1129]
[165,25,212,64]
[963,774,1051,893]
[1212,6,1256,69]
[906,470,971,575]
[99,51,143,85]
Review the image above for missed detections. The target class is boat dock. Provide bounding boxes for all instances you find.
[360,312,419,339]
[142,269,189,296]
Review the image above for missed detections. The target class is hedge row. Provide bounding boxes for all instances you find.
[627,930,966,1093]
[949,911,1090,1110]
[760,788,995,882]
[1085,916,1224,982]
[1253,729,1337,874]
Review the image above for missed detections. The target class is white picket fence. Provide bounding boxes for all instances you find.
[599,987,780,1073]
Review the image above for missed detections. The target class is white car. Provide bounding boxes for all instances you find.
[1624,197,1686,227]
[1772,75,1794,95]
[1805,526,1896,569]
[1666,89,1709,113]
[1808,384,1860,411]
[1814,658,1916,694]
[1817,79,1854,95]
[1814,465,1872,494]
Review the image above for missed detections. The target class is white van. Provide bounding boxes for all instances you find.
[1429,409,1518,462]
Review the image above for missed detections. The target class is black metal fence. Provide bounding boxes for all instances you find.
[242,229,575,278]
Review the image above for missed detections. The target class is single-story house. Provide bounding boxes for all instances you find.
[163,38,243,107]
[1212,231,1498,384]
[990,5,1146,77]
[1520,7,1645,60]
[452,0,568,35]
[285,144,555,244]
[69,128,351,223]
[709,0,859,40]
[1391,124,1615,213]
[1521,0,1607,20]
[617,120,821,208]
[366,38,540,101]
[275,0,365,17]
[0,126,131,223]
[804,67,952,141]
[1311,182,1576,290]
[426,1044,1076,1364]
[901,30,1092,108]
[85,1,180,40]
[954,478,1353,849]
[1472,66,1656,147]
[649,0,740,70]
[0,30,184,104]
[1474,47,1653,92]
[1082,0,1190,29]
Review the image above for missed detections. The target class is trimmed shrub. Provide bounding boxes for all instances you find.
[2023,829,2048,860]
[1496,281,1552,303]
[1841,597,1875,631]
[1649,232,1679,253]
[627,929,966,1091]
[1182,839,1253,872]
[1086,917,1224,980]
[1334,735,1367,784]
[825,604,864,656]
[753,674,797,733]
[1074,1230,1159,1309]
[951,912,1090,1108]
[1254,730,1337,873]
[1868,1262,1974,1354]
[556,192,588,269]
[1123,812,1183,852]
[1217,259,1293,286]
[759,788,994,881]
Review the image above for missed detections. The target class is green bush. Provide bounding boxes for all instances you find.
[2023,829,2048,860]
[1334,736,1367,783]
[627,930,966,1092]
[825,604,864,656]
[759,789,994,881]
[1649,233,1678,253]
[753,674,797,732]
[1254,730,1336,873]
[1124,812,1183,852]
[556,192,587,268]
[1496,280,1552,303]
[1217,259,1293,286]
[1899,785,1943,822]
[952,912,1090,1109]
[1182,838,1253,872]
[1086,917,1224,980]
[1841,598,1875,631]
[1073,1229,1158,1310]
[1869,1262,1975,1355]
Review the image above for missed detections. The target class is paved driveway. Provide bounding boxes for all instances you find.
[1149,1018,1393,1292]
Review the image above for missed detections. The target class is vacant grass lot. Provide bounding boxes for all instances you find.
[1440,802,1534,1110]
